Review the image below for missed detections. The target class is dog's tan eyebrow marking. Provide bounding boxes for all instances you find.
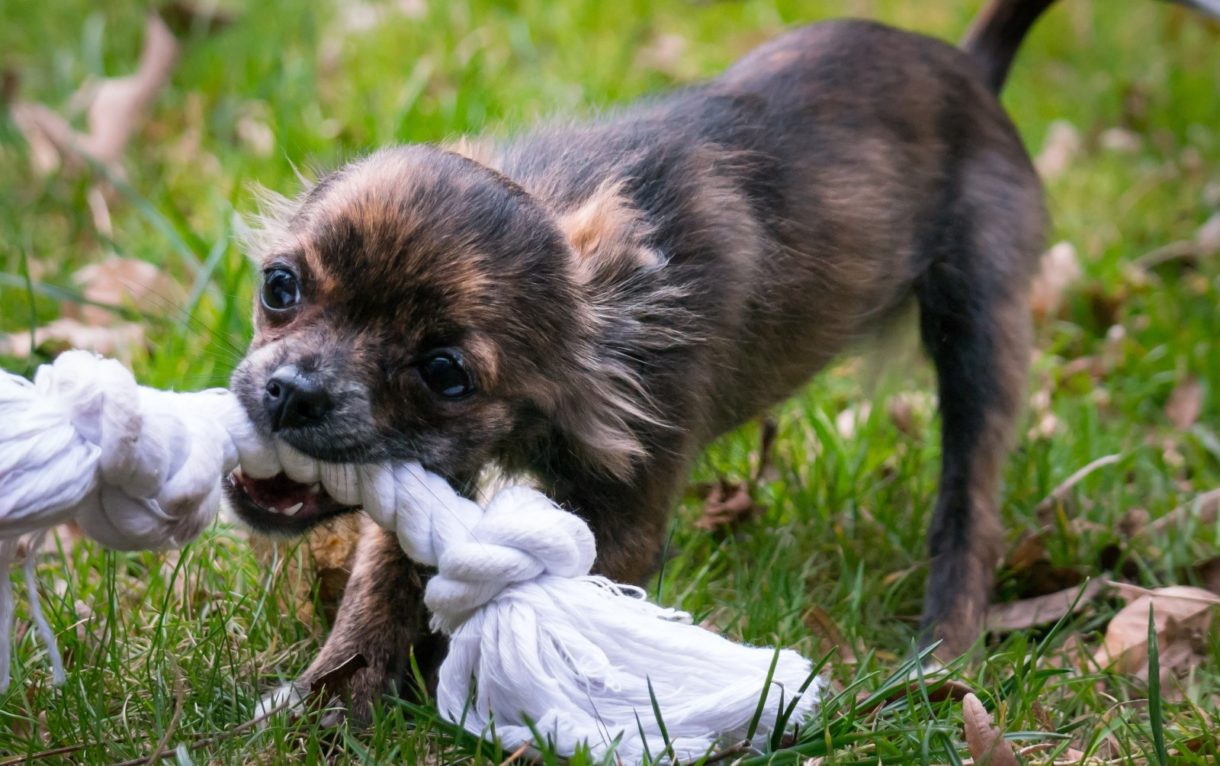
[262,249,305,268]
[461,333,501,390]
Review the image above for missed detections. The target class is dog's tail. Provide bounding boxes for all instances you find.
[962,0,1220,92]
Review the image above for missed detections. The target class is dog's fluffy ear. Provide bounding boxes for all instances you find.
[558,180,662,278]
[238,183,304,264]
[547,182,680,479]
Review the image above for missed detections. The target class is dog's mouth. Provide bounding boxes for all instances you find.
[224,467,358,535]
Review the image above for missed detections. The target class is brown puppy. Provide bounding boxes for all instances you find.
[225,0,1212,718]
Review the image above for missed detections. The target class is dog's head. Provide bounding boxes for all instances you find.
[226,145,667,534]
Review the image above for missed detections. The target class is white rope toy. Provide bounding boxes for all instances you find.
[0,350,822,762]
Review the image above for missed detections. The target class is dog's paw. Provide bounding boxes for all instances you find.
[254,681,307,724]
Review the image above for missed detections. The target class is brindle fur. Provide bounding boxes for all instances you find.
[227,0,1209,720]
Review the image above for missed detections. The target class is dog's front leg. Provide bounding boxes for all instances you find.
[261,518,446,724]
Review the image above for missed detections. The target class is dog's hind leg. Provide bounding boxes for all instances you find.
[913,156,1042,658]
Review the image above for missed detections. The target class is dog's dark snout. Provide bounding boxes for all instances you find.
[264,365,333,431]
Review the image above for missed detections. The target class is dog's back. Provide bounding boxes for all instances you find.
[494,19,1044,439]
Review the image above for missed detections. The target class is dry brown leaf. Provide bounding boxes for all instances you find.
[1030,241,1083,321]
[962,693,1018,766]
[1165,376,1203,430]
[159,0,239,37]
[0,319,146,362]
[9,15,178,176]
[1193,557,1220,597]
[637,33,693,79]
[834,402,871,440]
[308,514,361,622]
[1197,212,1220,256]
[83,16,178,166]
[1032,453,1121,521]
[1134,212,1220,273]
[803,606,857,663]
[985,580,1107,633]
[338,0,428,34]
[693,479,761,532]
[886,391,934,439]
[857,675,974,713]
[998,531,1086,599]
[1035,120,1081,180]
[244,514,362,626]
[1145,487,1220,537]
[2,255,187,362]
[69,255,186,323]
[1015,742,1094,765]
[1117,506,1150,539]
[1093,584,1219,678]
[1005,531,1049,573]
[1099,127,1141,153]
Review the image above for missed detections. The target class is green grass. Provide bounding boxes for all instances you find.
[2,0,1219,763]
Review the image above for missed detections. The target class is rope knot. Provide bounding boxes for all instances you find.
[424,486,596,632]
[0,351,249,550]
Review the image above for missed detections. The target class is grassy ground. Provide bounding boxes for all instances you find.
[2,0,1219,763]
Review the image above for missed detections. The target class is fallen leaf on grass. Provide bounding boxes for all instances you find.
[1134,212,1220,272]
[339,0,427,33]
[307,514,362,623]
[962,693,1018,766]
[1093,584,1219,681]
[9,15,178,177]
[0,256,183,362]
[857,675,974,713]
[1144,487,1220,538]
[986,580,1107,633]
[1198,212,1220,254]
[691,418,776,532]
[1032,453,1122,522]
[1193,557,1220,597]
[69,255,186,323]
[637,33,694,79]
[803,606,857,663]
[886,391,935,439]
[1099,127,1141,153]
[0,319,146,362]
[834,402,871,440]
[1005,532,1049,573]
[1030,242,1083,322]
[1035,120,1081,180]
[693,479,761,532]
[999,531,1087,598]
[1015,742,1094,765]
[1165,376,1203,430]
[159,0,239,37]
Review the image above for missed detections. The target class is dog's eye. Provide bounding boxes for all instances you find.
[418,351,474,399]
[261,268,300,312]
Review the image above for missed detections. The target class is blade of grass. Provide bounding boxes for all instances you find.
[1147,603,1169,766]
[744,648,781,742]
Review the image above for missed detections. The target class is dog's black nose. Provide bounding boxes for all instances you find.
[264,365,332,431]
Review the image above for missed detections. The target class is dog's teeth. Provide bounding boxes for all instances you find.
[283,502,303,516]
[308,483,321,495]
